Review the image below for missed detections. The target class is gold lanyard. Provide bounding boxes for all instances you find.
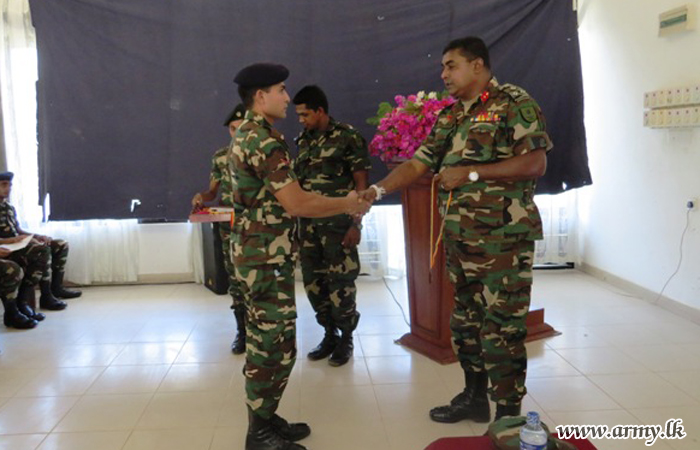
[430,176,453,269]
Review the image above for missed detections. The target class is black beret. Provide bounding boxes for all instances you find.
[223,103,246,126]
[234,63,289,88]
[0,171,13,182]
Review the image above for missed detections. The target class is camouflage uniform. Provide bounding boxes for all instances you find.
[0,259,23,301]
[413,78,553,406]
[0,200,52,285]
[209,145,244,307]
[7,244,50,288]
[229,110,299,420]
[293,118,371,333]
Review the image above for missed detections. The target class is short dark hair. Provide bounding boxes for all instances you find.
[292,85,329,114]
[443,36,491,69]
[238,85,270,109]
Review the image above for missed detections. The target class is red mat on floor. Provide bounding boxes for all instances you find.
[425,435,597,450]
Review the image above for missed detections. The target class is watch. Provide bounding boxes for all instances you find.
[468,169,480,182]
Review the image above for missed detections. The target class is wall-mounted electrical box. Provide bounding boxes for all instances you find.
[644,84,700,128]
[659,4,696,36]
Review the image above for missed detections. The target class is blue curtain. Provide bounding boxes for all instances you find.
[31,0,590,220]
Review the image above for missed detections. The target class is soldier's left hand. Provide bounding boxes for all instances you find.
[434,168,467,191]
[342,225,361,248]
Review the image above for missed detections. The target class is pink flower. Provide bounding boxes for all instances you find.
[369,91,455,162]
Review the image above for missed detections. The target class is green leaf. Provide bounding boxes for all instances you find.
[366,101,393,126]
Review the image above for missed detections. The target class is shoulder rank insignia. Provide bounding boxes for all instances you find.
[501,83,530,102]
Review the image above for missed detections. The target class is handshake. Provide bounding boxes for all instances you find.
[344,185,385,218]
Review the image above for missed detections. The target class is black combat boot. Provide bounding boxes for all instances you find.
[51,271,82,299]
[231,305,246,355]
[39,280,67,311]
[495,403,522,420]
[2,296,38,329]
[429,370,491,423]
[328,330,354,367]
[307,326,339,361]
[245,408,307,450]
[269,413,311,441]
[328,312,359,367]
[16,284,45,321]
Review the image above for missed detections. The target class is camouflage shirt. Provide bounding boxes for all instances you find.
[229,110,298,266]
[210,145,235,207]
[293,118,371,224]
[413,78,553,244]
[0,200,21,238]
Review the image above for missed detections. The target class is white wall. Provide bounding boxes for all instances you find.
[578,0,700,309]
[137,223,195,279]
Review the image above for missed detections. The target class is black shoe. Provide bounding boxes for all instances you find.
[51,272,82,299]
[52,286,81,299]
[328,333,353,367]
[231,306,246,354]
[495,403,521,420]
[40,281,67,311]
[269,414,311,441]
[246,409,307,450]
[2,300,38,329]
[429,371,491,423]
[16,285,45,321]
[17,301,45,322]
[307,326,339,361]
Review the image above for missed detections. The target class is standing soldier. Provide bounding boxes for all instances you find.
[231,63,369,450]
[292,85,370,367]
[0,172,70,318]
[359,37,553,423]
[191,103,248,354]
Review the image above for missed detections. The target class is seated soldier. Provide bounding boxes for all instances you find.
[0,172,79,311]
[0,249,37,329]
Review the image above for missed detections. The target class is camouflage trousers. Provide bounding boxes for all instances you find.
[49,239,70,277]
[0,259,23,301]
[444,238,535,406]
[8,243,50,287]
[299,220,360,332]
[218,222,244,308]
[235,258,297,420]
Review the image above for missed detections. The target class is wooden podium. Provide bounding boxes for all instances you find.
[396,175,556,364]
[397,175,457,364]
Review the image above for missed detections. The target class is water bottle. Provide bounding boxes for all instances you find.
[520,411,548,450]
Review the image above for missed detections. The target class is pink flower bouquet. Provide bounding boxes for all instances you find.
[367,91,455,163]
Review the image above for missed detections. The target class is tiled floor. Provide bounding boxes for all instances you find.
[1,270,699,449]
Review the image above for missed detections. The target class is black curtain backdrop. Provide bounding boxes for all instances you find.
[30,0,591,221]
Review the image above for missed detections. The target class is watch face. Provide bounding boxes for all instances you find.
[469,171,479,182]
